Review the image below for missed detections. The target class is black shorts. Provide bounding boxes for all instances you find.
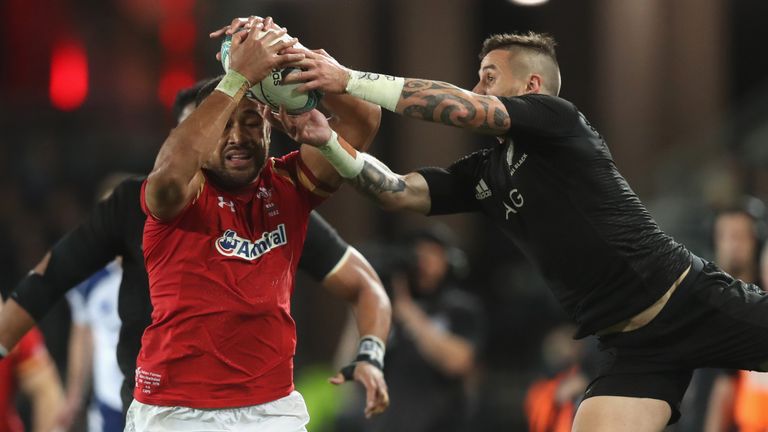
[583,255,768,424]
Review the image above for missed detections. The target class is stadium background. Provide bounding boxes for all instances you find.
[1,0,768,430]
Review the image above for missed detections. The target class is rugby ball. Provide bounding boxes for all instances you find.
[220,31,321,114]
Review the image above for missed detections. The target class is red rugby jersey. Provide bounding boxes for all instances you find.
[136,151,332,408]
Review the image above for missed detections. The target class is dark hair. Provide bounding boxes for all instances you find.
[172,78,213,122]
[194,75,225,108]
[479,31,558,62]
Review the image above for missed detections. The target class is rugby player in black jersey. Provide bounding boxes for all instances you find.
[0,70,391,418]
[276,32,768,431]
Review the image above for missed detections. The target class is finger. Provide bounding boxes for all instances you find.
[257,28,287,47]
[282,69,318,85]
[209,25,229,38]
[328,373,345,385]
[274,53,306,69]
[363,376,376,417]
[271,36,297,53]
[278,106,293,133]
[226,17,249,35]
[263,16,274,31]
[215,52,222,61]
[231,28,249,46]
[282,58,314,71]
[296,81,321,93]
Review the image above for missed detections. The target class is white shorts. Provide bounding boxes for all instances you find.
[124,391,310,432]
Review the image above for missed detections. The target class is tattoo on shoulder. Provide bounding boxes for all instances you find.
[350,159,405,200]
[399,79,509,132]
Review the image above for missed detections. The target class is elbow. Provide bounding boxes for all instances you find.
[441,349,475,377]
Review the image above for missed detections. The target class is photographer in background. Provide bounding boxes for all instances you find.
[339,225,485,432]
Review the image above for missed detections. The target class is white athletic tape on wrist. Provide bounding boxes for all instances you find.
[215,69,251,100]
[345,70,405,112]
[0,342,8,358]
[340,335,386,380]
[318,130,364,178]
[357,335,386,368]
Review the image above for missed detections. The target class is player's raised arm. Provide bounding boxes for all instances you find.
[283,51,510,135]
[275,108,431,214]
[146,28,303,221]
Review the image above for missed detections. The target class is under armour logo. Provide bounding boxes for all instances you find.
[218,196,235,212]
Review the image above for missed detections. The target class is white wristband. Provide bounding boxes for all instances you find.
[345,70,405,112]
[318,130,364,178]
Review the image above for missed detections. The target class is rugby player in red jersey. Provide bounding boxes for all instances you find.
[125,18,390,431]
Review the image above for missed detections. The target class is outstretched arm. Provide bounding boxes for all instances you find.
[275,110,431,213]
[283,49,510,135]
[323,247,391,418]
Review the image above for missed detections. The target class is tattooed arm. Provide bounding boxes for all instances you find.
[276,109,432,214]
[282,51,511,135]
[396,79,510,134]
[349,154,431,214]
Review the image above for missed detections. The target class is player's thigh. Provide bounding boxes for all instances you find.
[573,395,670,432]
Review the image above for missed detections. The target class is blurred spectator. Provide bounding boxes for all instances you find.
[56,174,131,432]
[524,325,594,432]
[0,322,64,432]
[338,225,485,432]
[708,241,768,432]
[677,199,765,432]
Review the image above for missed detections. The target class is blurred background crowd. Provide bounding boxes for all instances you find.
[2,0,768,431]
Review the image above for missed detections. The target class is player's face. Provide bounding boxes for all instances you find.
[473,49,530,97]
[204,99,270,189]
[714,213,757,276]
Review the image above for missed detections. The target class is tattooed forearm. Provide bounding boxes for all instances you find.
[398,79,510,133]
[349,155,406,205]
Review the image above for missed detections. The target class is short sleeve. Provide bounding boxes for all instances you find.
[498,94,580,137]
[416,150,488,216]
[271,152,336,210]
[298,212,350,282]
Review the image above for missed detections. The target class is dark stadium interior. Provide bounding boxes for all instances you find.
[2,0,767,430]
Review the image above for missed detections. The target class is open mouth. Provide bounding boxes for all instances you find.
[224,148,255,168]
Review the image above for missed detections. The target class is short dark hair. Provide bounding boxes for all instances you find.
[479,31,561,95]
[172,78,213,122]
[479,31,558,62]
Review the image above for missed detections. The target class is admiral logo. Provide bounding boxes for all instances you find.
[475,179,492,200]
[215,225,287,261]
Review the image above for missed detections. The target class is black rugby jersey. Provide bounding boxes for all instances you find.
[12,178,349,409]
[418,94,691,338]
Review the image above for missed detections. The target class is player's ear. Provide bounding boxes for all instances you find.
[526,74,542,94]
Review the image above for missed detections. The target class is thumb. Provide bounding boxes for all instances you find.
[328,372,345,385]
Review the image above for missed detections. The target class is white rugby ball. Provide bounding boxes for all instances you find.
[220,30,321,114]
